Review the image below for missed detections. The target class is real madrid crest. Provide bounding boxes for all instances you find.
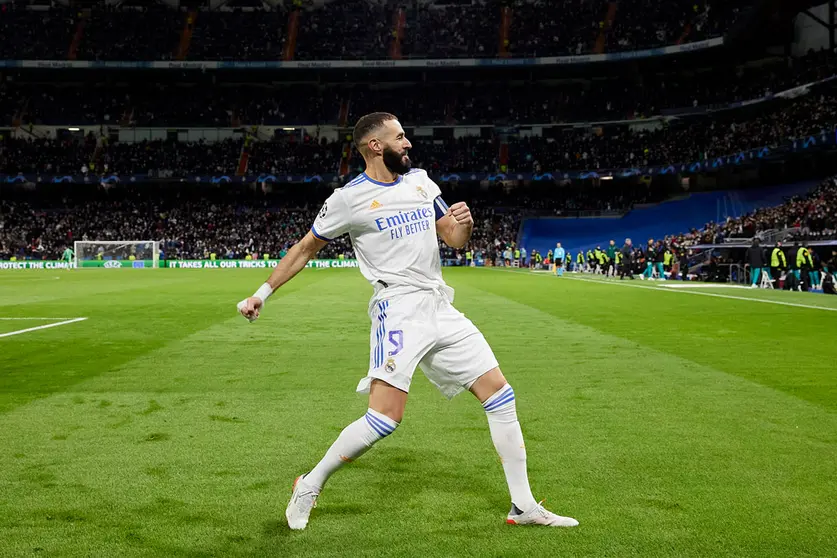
[416,186,428,199]
[385,357,397,373]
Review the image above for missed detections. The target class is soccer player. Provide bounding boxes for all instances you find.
[62,245,74,269]
[237,113,578,531]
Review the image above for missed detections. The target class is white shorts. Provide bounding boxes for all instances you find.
[356,289,499,399]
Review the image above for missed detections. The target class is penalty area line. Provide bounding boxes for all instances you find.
[484,268,837,313]
[0,317,88,339]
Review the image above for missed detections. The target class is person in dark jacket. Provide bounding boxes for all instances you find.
[827,249,837,276]
[653,240,666,280]
[745,237,767,288]
[679,249,689,281]
[619,238,634,280]
[643,239,655,279]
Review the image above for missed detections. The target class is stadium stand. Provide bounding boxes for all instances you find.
[0,0,744,62]
[672,177,837,247]
[295,0,391,60]
[75,6,182,62]
[3,84,836,177]
[0,5,75,59]
[1,0,835,282]
[188,10,288,61]
[4,176,835,270]
[4,50,835,128]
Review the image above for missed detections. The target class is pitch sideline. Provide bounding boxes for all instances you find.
[483,268,837,313]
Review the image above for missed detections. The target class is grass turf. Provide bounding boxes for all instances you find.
[1,267,836,557]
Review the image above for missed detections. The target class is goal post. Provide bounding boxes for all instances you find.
[74,241,160,269]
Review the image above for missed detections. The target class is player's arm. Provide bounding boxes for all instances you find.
[435,200,474,249]
[238,189,349,322]
[237,232,327,321]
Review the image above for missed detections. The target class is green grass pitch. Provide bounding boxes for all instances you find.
[1,268,836,557]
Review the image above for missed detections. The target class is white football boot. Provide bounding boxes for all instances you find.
[506,501,579,527]
[286,474,318,530]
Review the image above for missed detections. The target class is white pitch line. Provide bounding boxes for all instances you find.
[0,317,81,320]
[485,268,837,313]
[0,317,88,338]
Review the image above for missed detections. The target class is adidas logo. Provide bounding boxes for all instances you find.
[369,200,383,210]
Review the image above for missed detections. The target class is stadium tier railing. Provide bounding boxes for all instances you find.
[0,38,724,71]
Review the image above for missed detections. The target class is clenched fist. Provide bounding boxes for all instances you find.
[448,202,473,226]
[237,296,264,323]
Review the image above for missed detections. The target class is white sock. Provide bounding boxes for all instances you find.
[483,384,538,512]
[304,408,398,493]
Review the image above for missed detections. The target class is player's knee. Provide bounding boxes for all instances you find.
[470,367,507,403]
[368,379,407,423]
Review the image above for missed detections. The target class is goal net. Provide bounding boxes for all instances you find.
[74,241,160,269]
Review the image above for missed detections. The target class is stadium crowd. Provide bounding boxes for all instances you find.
[506,92,837,173]
[401,1,498,59]
[189,10,287,61]
[4,86,835,177]
[75,6,181,62]
[296,0,391,60]
[5,50,835,128]
[563,176,837,287]
[0,190,354,262]
[0,180,661,263]
[0,0,743,62]
[670,176,837,248]
[3,175,835,287]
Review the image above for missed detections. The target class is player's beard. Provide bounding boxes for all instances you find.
[382,146,411,175]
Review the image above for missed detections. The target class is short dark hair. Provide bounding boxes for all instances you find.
[353,112,397,149]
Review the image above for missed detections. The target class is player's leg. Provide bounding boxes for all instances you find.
[304,380,406,490]
[286,380,404,530]
[420,301,578,527]
[469,367,537,511]
[287,294,433,530]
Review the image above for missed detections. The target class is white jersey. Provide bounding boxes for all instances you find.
[312,169,452,300]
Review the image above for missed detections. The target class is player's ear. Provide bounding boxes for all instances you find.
[368,137,382,155]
